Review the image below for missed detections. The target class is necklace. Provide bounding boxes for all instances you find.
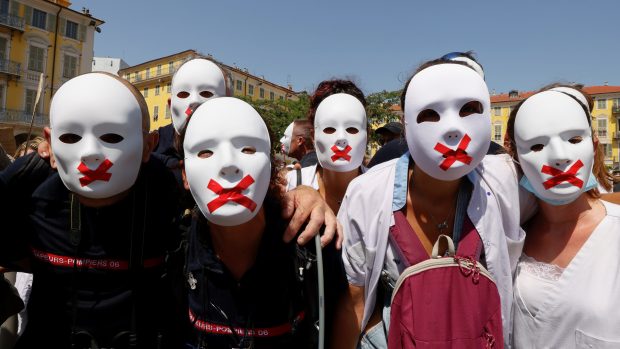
[428,210,453,235]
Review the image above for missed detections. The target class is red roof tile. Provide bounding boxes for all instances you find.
[491,85,620,104]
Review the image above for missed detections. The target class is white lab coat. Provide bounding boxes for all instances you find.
[285,164,320,191]
[512,200,620,348]
[285,164,367,191]
[339,154,532,347]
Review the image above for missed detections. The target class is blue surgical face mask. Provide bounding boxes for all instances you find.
[519,172,599,206]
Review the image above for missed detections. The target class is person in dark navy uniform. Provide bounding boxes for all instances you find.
[179,97,342,348]
[0,72,182,349]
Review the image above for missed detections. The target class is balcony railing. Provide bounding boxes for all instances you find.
[0,109,49,126]
[0,58,20,77]
[0,13,25,32]
[125,65,176,84]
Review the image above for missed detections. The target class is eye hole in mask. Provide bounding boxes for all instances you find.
[323,127,336,134]
[569,136,583,144]
[199,91,214,98]
[459,101,483,117]
[99,133,124,144]
[177,91,190,99]
[198,150,213,159]
[417,109,440,123]
[530,144,544,152]
[59,133,82,144]
[346,127,359,134]
[241,146,256,154]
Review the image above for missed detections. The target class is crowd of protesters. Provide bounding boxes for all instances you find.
[1,50,619,349]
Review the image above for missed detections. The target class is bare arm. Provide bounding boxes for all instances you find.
[602,192,620,205]
[331,284,365,349]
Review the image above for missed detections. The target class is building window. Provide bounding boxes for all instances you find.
[597,99,607,110]
[166,82,171,93]
[597,116,608,139]
[62,54,77,78]
[153,105,159,121]
[604,143,612,158]
[493,107,502,116]
[157,64,162,76]
[145,69,150,79]
[28,45,45,72]
[236,80,243,91]
[155,85,160,96]
[493,122,502,142]
[269,91,275,101]
[279,96,284,101]
[143,87,148,98]
[135,71,141,81]
[168,61,173,74]
[25,89,38,113]
[613,98,620,108]
[248,84,254,95]
[165,104,171,119]
[259,88,265,99]
[31,9,47,30]
[65,20,78,39]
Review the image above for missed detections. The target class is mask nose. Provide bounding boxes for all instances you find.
[548,139,572,168]
[335,129,349,148]
[443,129,464,144]
[80,136,104,166]
[218,148,241,178]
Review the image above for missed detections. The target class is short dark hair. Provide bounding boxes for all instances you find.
[293,119,314,150]
[307,79,366,126]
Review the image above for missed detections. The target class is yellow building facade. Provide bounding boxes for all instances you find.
[119,49,298,131]
[490,86,620,170]
[0,0,103,154]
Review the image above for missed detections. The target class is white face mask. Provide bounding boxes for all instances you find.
[514,91,594,205]
[280,122,294,155]
[170,59,227,134]
[314,93,367,172]
[50,73,144,199]
[184,97,271,226]
[404,64,491,181]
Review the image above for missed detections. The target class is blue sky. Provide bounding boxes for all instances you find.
[72,0,619,96]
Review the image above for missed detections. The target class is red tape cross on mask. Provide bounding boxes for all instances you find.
[185,106,194,117]
[434,134,473,171]
[331,145,352,162]
[78,159,113,187]
[207,175,257,213]
[541,160,584,190]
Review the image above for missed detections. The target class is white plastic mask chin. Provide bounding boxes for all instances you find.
[50,73,144,199]
[184,97,271,226]
[314,93,367,172]
[514,91,594,204]
[170,59,227,134]
[280,122,294,155]
[404,64,491,181]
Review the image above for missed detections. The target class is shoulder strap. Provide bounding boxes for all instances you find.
[296,168,302,187]
[451,179,473,249]
[389,211,428,266]
[126,176,148,348]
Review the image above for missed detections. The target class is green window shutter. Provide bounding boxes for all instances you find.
[79,23,86,41]
[46,13,55,32]
[58,18,65,36]
[24,5,31,25]
[9,0,17,16]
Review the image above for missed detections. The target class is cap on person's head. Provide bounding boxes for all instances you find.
[375,122,404,136]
